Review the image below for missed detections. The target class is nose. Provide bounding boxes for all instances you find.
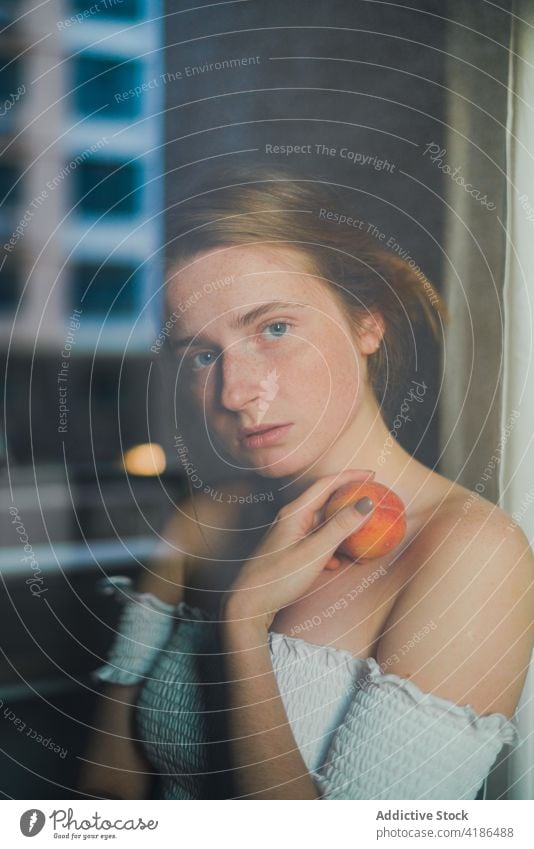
[219,345,262,413]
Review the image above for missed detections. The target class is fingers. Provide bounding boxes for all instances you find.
[278,469,375,528]
[304,500,376,560]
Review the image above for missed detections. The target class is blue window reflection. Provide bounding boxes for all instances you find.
[70,0,142,19]
[72,56,141,118]
[0,163,21,207]
[75,160,141,216]
[0,253,19,312]
[71,262,140,316]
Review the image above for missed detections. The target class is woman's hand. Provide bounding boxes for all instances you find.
[221,469,376,632]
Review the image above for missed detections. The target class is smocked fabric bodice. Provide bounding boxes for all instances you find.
[134,601,520,800]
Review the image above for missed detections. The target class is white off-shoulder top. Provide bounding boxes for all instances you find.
[108,600,522,800]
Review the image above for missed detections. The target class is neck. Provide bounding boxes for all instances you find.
[274,383,427,511]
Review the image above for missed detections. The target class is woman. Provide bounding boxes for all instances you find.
[79,164,534,800]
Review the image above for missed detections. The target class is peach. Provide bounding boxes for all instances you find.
[324,481,407,562]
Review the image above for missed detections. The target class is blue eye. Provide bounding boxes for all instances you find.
[263,321,290,338]
[190,351,215,370]
[186,322,290,371]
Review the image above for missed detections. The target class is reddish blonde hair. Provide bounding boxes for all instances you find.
[165,162,448,406]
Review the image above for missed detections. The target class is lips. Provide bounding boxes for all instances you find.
[238,423,289,439]
[238,423,293,449]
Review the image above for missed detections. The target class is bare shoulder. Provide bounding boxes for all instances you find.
[377,486,534,718]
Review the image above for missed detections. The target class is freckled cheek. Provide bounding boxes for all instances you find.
[276,339,359,410]
[317,341,361,417]
[176,372,215,415]
[272,343,319,390]
[335,341,361,391]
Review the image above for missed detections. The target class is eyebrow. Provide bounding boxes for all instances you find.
[171,301,308,349]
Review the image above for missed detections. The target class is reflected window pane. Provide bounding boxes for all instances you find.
[75,160,140,216]
[0,59,20,99]
[0,163,21,207]
[72,56,141,118]
[71,262,140,316]
[0,59,24,127]
[0,253,20,312]
[70,0,142,19]
[0,0,19,25]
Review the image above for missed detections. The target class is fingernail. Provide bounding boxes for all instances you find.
[354,496,374,514]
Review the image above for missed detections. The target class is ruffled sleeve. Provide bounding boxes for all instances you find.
[91,581,188,686]
[311,657,520,800]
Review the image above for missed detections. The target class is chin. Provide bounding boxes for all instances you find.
[225,431,326,479]
[249,451,319,480]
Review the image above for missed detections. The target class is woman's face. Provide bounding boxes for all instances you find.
[167,244,375,478]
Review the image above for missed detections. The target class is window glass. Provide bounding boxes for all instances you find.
[0,163,21,207]
[0,253,20,312]
[71,262,140,316]
[75,160,140,216]
[70,0,142,19]
[0,0,19,24]
[72,56,141,118]
[0,59,24,125]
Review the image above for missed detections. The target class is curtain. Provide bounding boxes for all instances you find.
[439,0,532,799]
[498,0,534,801]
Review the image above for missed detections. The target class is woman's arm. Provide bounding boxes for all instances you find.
[217,469,377,800]
[77,682,154,800]
[219,612,319,800]
[78,503,196,799]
